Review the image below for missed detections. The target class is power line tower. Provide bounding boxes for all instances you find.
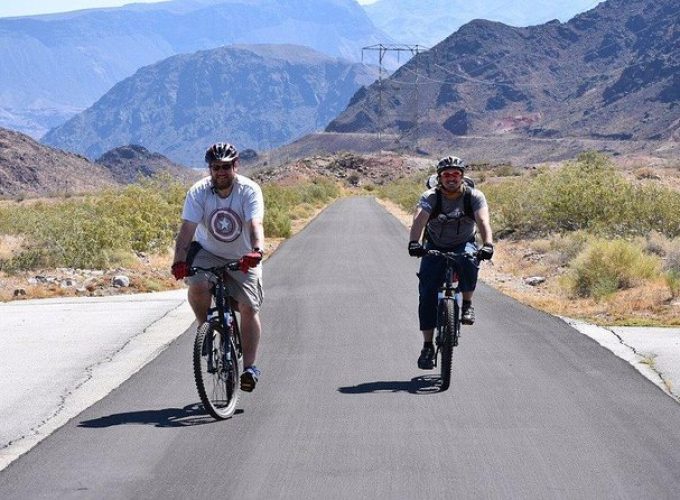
[361,44,427,148]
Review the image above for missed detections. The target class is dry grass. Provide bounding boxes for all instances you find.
[0,235,25,261]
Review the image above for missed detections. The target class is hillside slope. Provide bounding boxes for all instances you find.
[329,0,679,159]
[0,0,389,138]
[43,44,380,167]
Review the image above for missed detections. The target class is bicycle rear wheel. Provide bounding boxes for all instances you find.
[193,321,240,419]
[438,298,457,391]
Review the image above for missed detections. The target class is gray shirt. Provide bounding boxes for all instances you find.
[418,186,487,248]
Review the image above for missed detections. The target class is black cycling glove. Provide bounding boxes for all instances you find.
[478,243,494,261]
[408,241,426,257]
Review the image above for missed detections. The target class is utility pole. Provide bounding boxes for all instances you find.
[361,44,427,149]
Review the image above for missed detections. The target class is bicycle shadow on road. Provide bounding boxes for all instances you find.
[338,376,441,395]
[78,404,244,428]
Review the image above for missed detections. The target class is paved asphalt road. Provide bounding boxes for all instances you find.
[1,197,680,499]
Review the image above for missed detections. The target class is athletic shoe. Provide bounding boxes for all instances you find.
[462,304,475,325]
[417,346,435,370]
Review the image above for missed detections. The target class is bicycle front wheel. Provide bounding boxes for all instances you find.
[438,298,457,392]
[193,321,240,420]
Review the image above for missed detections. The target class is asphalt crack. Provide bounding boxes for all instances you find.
[0,299,187,453]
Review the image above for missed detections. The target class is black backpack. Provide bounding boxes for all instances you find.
[424,174,476,222]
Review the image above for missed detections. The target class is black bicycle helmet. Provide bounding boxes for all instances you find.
[205,142,239,163]
[436,156,465,174]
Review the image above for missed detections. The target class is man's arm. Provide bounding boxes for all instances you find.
[173,220,198,263]
[474,206,493,246]
[409,206,430,243]
[249,217,264,252]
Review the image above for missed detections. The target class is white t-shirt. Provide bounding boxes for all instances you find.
[181,175,264,260]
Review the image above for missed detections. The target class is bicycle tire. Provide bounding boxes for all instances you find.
[439,298,456,391]
[193,321,240,420]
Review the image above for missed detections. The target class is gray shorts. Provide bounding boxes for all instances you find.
[186,249,264,312]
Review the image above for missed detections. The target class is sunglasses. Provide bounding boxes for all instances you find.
[440,171,462,179]
[210,162,235,171]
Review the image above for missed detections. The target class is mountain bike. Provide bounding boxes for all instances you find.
[425,249,479,392]
[190,262,243,420]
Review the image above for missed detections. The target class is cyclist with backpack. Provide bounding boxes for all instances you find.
[407,156,494,370]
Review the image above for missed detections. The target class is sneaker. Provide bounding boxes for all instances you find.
[417,346,435,370]
[461,304,475,325]
[240,365,261,392]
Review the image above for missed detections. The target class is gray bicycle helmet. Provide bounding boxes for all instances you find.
[205,142,239,163]
[436,156,465,174]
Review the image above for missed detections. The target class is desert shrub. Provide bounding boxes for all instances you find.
[262,178,340,238]
[301,177,341,202]
[482,177,538,236]
[642,231,670,256]
[375,175,428,213]
[0,176,186,270]
[485,151,680,239]
[494,164,523,177]
[666,270,680,298]
[0,176,340,271]
[634,167,661,180]
[548,231,590,265]
[565,238,661,300]
[264,205,292,238]
[662,242,680,297]
[528,231,590,267]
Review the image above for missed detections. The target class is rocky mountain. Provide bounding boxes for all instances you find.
[0,0,389,138]
[0,127,117,198]
[0,127,199,198]
[95,145,198,184]
[327,0,680,161]
[42,44,380,167]
[362,0,605,47]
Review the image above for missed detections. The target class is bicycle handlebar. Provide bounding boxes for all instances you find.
[190,260,242,277]
[425,249,480,264]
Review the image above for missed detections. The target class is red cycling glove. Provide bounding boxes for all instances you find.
[239,250,263,273]
[171,261,189,280]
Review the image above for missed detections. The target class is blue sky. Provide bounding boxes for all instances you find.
[0,0,377,18]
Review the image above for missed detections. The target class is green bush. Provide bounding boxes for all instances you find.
[375,175,429,213]
[0,176,342,270]
[485,152,680,239]
[262,178,341,238]
[0,176,187,270]
[264,206,292,238]
[565,238,661,300]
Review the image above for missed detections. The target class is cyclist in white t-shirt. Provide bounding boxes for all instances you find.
[172,142,265,392]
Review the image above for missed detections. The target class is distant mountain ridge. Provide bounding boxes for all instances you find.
[0,128,196,198]
[42,44,380,167]
[363,0,605,46]
[0,0,389,138]
[327,0,680,157]
[95,145,197,184]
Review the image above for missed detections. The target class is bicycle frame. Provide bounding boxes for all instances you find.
[427,250,468,345]
[190,263,243,419]
[192,263,242,344]
[425,249,477,391]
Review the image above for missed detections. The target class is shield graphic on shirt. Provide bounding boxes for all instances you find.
[209,208,242,242]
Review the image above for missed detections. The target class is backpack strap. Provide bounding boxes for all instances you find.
[430,186,474,219]
[422,188,441,244]
[463,185,474,219]
[427,187,442,222]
